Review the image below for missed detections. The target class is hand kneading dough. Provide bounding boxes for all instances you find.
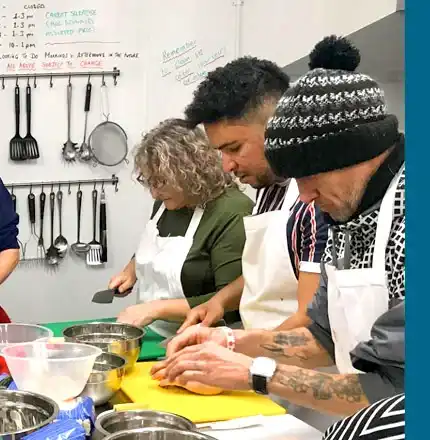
[154,367,223,395]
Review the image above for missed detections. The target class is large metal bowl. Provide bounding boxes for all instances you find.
[93,410,196,440]
[103,428,216,440]
[0,389,59,439]
[63,322,144,372]
[81,352,127,406]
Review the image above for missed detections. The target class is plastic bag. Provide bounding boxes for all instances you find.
[22,419,86,439]
[57,396,96,437]
[0,373,12,389]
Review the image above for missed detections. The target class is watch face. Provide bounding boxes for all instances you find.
[251,357,277,377]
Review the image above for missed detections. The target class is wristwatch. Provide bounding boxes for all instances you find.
[249,357,277,395]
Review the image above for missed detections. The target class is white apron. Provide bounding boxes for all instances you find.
[135,204,204,338]
[326,166,404,374]
[240,180,300,330]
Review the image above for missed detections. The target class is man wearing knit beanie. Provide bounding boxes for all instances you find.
[155,37,404,423]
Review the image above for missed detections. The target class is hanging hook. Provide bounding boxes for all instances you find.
[29,184,33,194]
[27,76,30,86]
[113,68,118,86]
[58,182,61,191]
[93,181,96,190]
[41,183,44,192]
[16,76,18,86]
[87,74,91,84]
[33,76,37,89]
[78,182,81,191]
[101,181,105,194]
[102,73,106,86]
[1,77,4,90]
[50,74,53,88]
[68,75,71,85]
[11,185,14,195]
[68,181,71,195]
[51,183,54,193]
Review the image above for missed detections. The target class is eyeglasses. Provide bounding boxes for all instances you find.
[136,173,146,186]
[136,174,167,189]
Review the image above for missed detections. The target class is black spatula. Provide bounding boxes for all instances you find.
[92,287,133,304]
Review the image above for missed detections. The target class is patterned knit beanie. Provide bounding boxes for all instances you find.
[264,35,400,178]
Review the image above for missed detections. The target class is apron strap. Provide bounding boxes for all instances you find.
[372,164,404,272]
[281,179,299,212]
[152,203,166,224]
[185,207,205,239]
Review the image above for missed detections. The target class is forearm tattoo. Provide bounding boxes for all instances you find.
[260,330,312,361]
[276,368,366,404]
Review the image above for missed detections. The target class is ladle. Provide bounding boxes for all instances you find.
[54,189,68,257]
[71,189,89,256]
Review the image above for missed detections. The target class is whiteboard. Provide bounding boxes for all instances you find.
[0,0,147,323]
[0,0,142,73]
[142,0,237,127]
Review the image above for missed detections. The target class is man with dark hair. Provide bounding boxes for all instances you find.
[180,57,329,333]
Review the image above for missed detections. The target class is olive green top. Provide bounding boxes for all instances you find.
[151,187,253,322]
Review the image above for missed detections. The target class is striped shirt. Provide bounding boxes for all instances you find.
[255,181,328,278]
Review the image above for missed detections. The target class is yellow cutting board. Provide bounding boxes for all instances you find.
[120,362,286,423]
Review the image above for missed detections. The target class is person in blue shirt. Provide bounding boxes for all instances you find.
[0,178,19,323]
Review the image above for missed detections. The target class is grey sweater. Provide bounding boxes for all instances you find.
[307,167,405,403]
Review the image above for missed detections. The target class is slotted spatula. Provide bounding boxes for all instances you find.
[10,84,25,161]
[23,82,39,159]
[86,188,102,266]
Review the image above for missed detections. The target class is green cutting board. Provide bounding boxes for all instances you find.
[42,318,166,361]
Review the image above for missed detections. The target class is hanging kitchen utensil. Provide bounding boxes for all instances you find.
[91,287,133,304]
[23,190,39,258]
[10,191,25,259]
[9,83,26,161]
[46,190,60,265]
[71,189,89,256]
[23,81,39,160]
[78,80,93,162]
[37,189,46,259]
[100,187,107,263]
[86,188,102,266]
[88,83,128,167]
[62,81,77,162]
[53,189,68,257]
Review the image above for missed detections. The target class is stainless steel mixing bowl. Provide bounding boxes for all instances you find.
[93,410,196,440]
[62,322,144,372]
[103,427,216,440]
[0,389,59,439]
[81,352,127,406]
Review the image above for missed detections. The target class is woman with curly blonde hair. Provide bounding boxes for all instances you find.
[111,119,253,337]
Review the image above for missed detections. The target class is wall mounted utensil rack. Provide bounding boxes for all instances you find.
[0,67,120,88]
[5,174,119,192]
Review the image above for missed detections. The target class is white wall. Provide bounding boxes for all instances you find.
[240,0,398,65]
[382,82,405,131]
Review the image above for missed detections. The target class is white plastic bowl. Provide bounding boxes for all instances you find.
[2,342,102,403]
[0,324,53,352]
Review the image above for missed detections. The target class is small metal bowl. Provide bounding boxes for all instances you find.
[0,389,59,439]
[93,410,196,440]
[63,322,144,372]
[104,427,217,440]
[81,352,127,406]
